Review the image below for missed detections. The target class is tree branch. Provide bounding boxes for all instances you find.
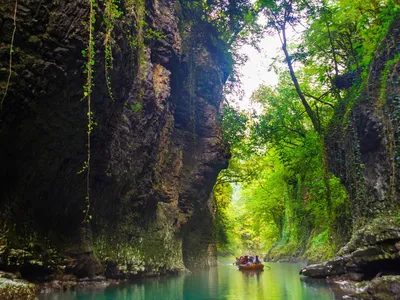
[303,91,335,109]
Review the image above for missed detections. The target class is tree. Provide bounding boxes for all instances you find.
[203,0,262,47]
[258,0,323,134]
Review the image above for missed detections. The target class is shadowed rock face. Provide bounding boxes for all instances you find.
[0,0,229,279]
[301,16,400,299]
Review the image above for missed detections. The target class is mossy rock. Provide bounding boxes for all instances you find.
[339,217,400,255]
[351,276,400,299]
[0,278,36,300]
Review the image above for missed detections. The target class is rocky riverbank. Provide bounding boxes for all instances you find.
[0,272,36,300]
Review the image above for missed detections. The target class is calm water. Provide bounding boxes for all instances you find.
[39,259,345,300]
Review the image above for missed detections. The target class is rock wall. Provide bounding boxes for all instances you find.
[0,0,230,280]
[326,14,400,259]
[301,15,400,297]
[326,17,400,226]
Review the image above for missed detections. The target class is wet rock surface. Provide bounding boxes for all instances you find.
[0,272,36,300]
[0,0,229,283]
[345,276,400,300]
[37,275,114,293]
[300,256,349,278]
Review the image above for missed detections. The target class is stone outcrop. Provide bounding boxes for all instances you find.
[0,272,36,300]
[0,0,230,282]
[300,217,400,279]
[346,275,400,300]
[301,15,400,298]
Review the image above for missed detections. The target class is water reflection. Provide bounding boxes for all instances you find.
[39,260,345,299]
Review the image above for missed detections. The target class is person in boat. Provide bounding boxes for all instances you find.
[240,256,246,265]
[235,257,242,265]
[254,255,261,264]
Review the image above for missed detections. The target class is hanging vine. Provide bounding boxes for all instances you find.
[104,0,122,101]
[78,0,146,222]
[78,0,97,223]
[1,0,18,110]
[188,43,196,140]
[133,0,145,81]
[127,0,145,112]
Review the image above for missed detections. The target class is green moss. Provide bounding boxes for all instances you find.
[353,276,400,300]
[93,203,186,276]
[379,54,400,105]
[27,35,40,44]
[302,230,336,263]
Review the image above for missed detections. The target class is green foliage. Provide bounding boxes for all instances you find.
[204,0,262,47]
[217,64,350,260]
[302,0,399,95]
[218,124,348,259]
[238,151,286,250]
[104,0,123,101]
[214,183,235,254]
[250,75,309,149]
[180,0,261,47]
[129,102,143,113]
[144,28,166,41]
[221,106,249,149]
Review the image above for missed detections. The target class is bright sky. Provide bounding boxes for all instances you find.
[228,36,282,204]
[236,34,281,111]
[232,14,302,111]
[228,19,302,203]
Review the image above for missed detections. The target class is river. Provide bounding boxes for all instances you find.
[39,259,346,299]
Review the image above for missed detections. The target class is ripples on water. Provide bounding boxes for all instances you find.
[39,259,345,299]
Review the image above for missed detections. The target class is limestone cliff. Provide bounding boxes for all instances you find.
[301,15,400,298]
[0,0,230,280]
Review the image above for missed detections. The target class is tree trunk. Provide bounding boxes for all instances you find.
[280,25,322,135]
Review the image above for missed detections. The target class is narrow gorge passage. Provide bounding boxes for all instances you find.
[0,0,399,299]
